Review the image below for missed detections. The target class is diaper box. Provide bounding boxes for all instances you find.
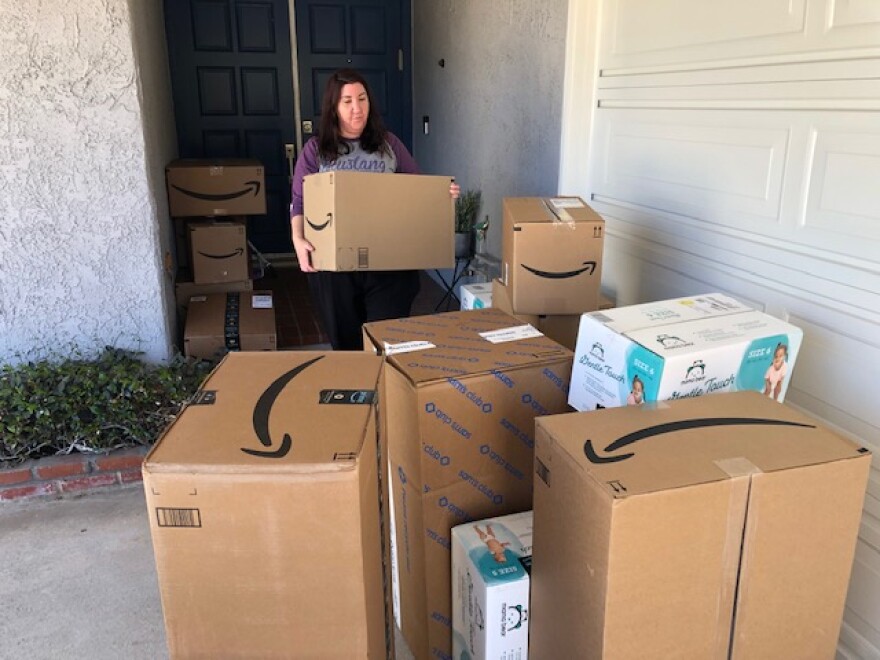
[569,294,802,411]
[452,511,533,660]
[460,282,493,310]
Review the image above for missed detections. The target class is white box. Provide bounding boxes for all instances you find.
[452,511,532,660]
[569,294,803,411]
[460,282,493,310]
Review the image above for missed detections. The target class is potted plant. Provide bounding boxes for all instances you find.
[455,189,482,259]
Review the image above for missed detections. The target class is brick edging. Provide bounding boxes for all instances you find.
[0,446,149,502]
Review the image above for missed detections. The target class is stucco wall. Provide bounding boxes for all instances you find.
[412,0,568,259]
[0,1,173,364]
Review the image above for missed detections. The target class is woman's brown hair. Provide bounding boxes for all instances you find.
[317,68,388,162]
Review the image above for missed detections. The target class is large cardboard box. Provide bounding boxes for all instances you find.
[184,291,276,359]
[452,511,533,660]
[189,219,250,284]
[174,269,253,310]
[166,159,266,217]
[491,278,603,352]
[569,292,803,410]
[363,308,573,660]
[501,197,604,315]
[530,391,871,660]
[304,170,454,271]
[143,352,392,659]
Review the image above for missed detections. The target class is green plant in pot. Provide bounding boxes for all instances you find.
[454,189,482,259]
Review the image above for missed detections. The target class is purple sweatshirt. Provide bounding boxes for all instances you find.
[289,132,419,217]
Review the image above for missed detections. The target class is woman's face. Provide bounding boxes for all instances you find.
[337,82,369,138]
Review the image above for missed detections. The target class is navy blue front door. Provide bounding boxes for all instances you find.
[165,0,296,254]
[294,0,412,152]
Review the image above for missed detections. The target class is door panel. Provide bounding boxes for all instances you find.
[294,0,411,151]
[165,0,295,254]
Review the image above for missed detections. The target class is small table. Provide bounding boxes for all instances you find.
[434,257,472,312]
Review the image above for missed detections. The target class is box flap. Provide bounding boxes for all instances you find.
[504,197,603,226]
[363,308,571,385]
[536,391,868,497]
[586,293,751,334]
[145,352,382,473]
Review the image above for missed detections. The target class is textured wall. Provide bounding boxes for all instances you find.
[0,1,173,364]
[412,0,568,258]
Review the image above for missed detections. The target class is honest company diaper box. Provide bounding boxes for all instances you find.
[183,291,276,360]
[143,352,393,659]
[452,511,533,660]
[363,308,572,660]
[460,282,493,310]
[166,159,266,217]
[568,293,802,411]
[529,392,871,660]
[501,197,605,315]
[304,170,454,271]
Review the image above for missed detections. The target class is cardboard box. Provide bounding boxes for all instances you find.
[530,391,871,660]
[166,159,266,217]
[459,282,493,310]
[304,170,454,271]
[188,219,250,284]
[362,308,573,660]
[184,291,276,360]
[174,269,253,310]
[143,352,393,659]
[501,197,604,314]
[491,278,589,352]
[569,293,803,411]
[452,511,533,660]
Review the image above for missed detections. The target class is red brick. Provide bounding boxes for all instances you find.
[119,469,144,484]
[58,474,118,493]
[33,456,88,481]
[93,448,148,473]
[0,467,33,486]
[0,482,57,501]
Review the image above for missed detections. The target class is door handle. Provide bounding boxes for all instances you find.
[285,143,296,184]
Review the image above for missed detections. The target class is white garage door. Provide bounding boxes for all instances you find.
[560,1,880,656]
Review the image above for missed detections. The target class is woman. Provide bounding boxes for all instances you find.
[290,68,459,350]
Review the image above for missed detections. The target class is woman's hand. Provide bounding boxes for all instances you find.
[449,181,461,199]
[293,236,316,273]
[291,214,317,273]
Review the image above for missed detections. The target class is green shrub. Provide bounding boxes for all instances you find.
[0,348,215,466]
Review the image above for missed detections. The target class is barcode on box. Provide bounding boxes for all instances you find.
[156,508,201,528]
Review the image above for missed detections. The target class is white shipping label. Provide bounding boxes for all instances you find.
[251,295,273,309]
[479,324,543,344]
[549,197,585,208]
[388,461,401,630]
[383,340,436,355]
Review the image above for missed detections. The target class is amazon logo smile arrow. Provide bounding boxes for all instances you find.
[306,214,332,231]
[583,417,816,464]
[521,261,596,280]
[172,180,261,201]
[197,248,244,260]
[242,355,324,459]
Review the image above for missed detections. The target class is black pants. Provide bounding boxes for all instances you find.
[307,270,421,350]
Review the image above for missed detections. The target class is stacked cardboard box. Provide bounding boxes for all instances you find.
[363,307,573,660]
[165,159,273,356]
[495,197,608,350]
[530,391,870,659]
[183,291,277,360]
[304,170,455,271]
[143,352,392,658]
[568,292,803,410]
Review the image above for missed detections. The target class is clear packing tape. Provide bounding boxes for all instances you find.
[542,197,581,230]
